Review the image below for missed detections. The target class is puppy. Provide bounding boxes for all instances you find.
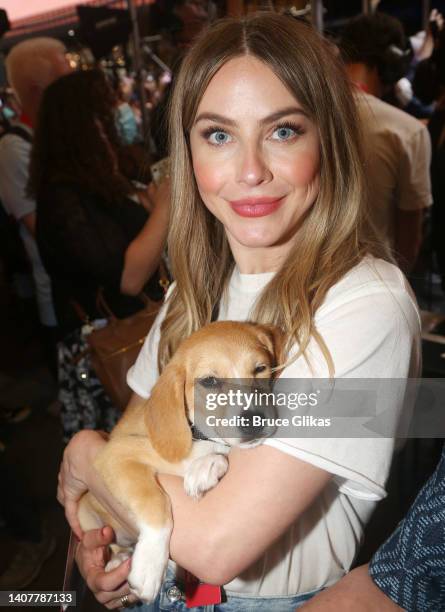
[78,320,284,602]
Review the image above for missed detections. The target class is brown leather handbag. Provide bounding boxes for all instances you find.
[86,289,166,410]
[72,261,169,411]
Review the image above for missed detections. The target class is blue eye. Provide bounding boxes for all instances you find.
[272,126,297,141]
[208,130,232,145]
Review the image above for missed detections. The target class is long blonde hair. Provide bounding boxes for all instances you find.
[159,12,390,373]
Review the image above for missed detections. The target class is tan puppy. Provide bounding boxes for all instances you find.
[78,321,284,602]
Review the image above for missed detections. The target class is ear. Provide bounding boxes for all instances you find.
[144,361,192,463]
[255,324,287,372]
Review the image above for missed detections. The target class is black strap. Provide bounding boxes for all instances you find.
[211,302,219,323]
[0,126,32,144]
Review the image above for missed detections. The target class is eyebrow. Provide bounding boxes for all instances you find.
[194,106,308,127]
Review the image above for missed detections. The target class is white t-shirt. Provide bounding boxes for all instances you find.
[356,92,432,247]
[0,125,56,327]
[127,256,421,596]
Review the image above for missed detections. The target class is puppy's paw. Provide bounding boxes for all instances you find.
[105,551,131,572]
[128,525,171,603]
[184,453,228,499]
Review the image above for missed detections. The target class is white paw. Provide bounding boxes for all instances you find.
[184,453,228,499]
[128,525,171,603]
[105,551,131,572]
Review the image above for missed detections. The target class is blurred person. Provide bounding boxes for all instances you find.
[112,75,141,146]
[301,443,445,611]
[383,11,444,119]
[28,69,170,441]
[0,37,72,374]
[413,23,445,292]
[0,41,69,590]
[340,13,432,274]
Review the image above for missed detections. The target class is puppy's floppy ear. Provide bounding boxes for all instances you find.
[144,361,192,463]
[255,324,287,372]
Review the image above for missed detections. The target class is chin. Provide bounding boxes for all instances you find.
[230,226,283,248]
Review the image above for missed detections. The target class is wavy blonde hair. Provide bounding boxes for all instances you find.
[159,12,390,373]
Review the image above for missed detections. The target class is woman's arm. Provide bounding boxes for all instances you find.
[59,412,331,584]
[120,180,170,296]
[161,445,331,584]
[300,565,403,611]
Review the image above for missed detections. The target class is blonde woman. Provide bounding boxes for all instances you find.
[57,12,420,611]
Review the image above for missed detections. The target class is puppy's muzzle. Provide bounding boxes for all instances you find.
[238,410,267,442]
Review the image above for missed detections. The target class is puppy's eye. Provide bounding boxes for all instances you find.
[254,364,267,374]
[199,376,220,388]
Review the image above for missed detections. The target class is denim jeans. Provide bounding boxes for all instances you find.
[130,567,320,611]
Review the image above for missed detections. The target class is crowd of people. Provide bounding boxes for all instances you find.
[0,4,444,611]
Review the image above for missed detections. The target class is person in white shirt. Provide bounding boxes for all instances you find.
[0,38,72,332]
[56,13,420,611]
[340,12,432,273]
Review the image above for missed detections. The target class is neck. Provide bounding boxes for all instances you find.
[21,90,42,127]
[19,112,33,129]
[227,236,293,274]
[346,63,382,98]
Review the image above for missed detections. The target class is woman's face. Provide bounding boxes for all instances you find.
[189,56,320,271]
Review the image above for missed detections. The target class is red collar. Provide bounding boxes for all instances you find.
[19,113,33,129]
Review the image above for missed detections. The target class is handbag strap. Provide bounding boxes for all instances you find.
[158,257,170,295]
[70,257,170,325]
[70,299,89,324]
[211,302,219,322]
[96,289,117,321]
[95,258,170,320]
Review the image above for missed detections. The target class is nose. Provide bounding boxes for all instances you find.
[238,410,265,440]
[236,144,272,186]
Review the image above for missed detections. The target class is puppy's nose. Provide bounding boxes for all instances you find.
[238,411,265,440]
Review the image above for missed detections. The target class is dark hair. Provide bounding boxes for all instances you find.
[28,68,134,202]
[413,27,445,104]
[340,12,410,85]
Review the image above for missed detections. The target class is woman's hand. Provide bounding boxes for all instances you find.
[57,430,107,539]
[146,178,171,216]
[299,564,403,611]
[76,526,139,610]
[137,179,170,215]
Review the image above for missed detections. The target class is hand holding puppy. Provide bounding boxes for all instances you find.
[75,526,137,610]
[57,430,107,539]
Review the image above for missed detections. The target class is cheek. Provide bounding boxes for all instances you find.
[193,158,226,197]
[280,151,320,188]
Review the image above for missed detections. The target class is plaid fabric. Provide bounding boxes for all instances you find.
[369,445,445,612]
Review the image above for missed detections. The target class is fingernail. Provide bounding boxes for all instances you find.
[101,527,107,537]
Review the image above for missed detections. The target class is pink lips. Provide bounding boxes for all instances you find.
[229,196,284,218]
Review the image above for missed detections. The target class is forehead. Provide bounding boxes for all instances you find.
[196,55,300,117]
[185,332,273,372]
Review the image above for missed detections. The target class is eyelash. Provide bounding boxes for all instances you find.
[273,121,305,138]
[201,121,305,146]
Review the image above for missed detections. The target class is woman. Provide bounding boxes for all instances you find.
[58,13,420,610]
[29,69,170,439]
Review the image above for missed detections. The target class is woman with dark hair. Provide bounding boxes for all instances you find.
[29,68,169,440]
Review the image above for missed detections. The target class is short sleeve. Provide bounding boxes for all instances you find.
[264,261,421,500]
[397,125,432,212]
[126,284,175,397]
[0,134,35,219]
